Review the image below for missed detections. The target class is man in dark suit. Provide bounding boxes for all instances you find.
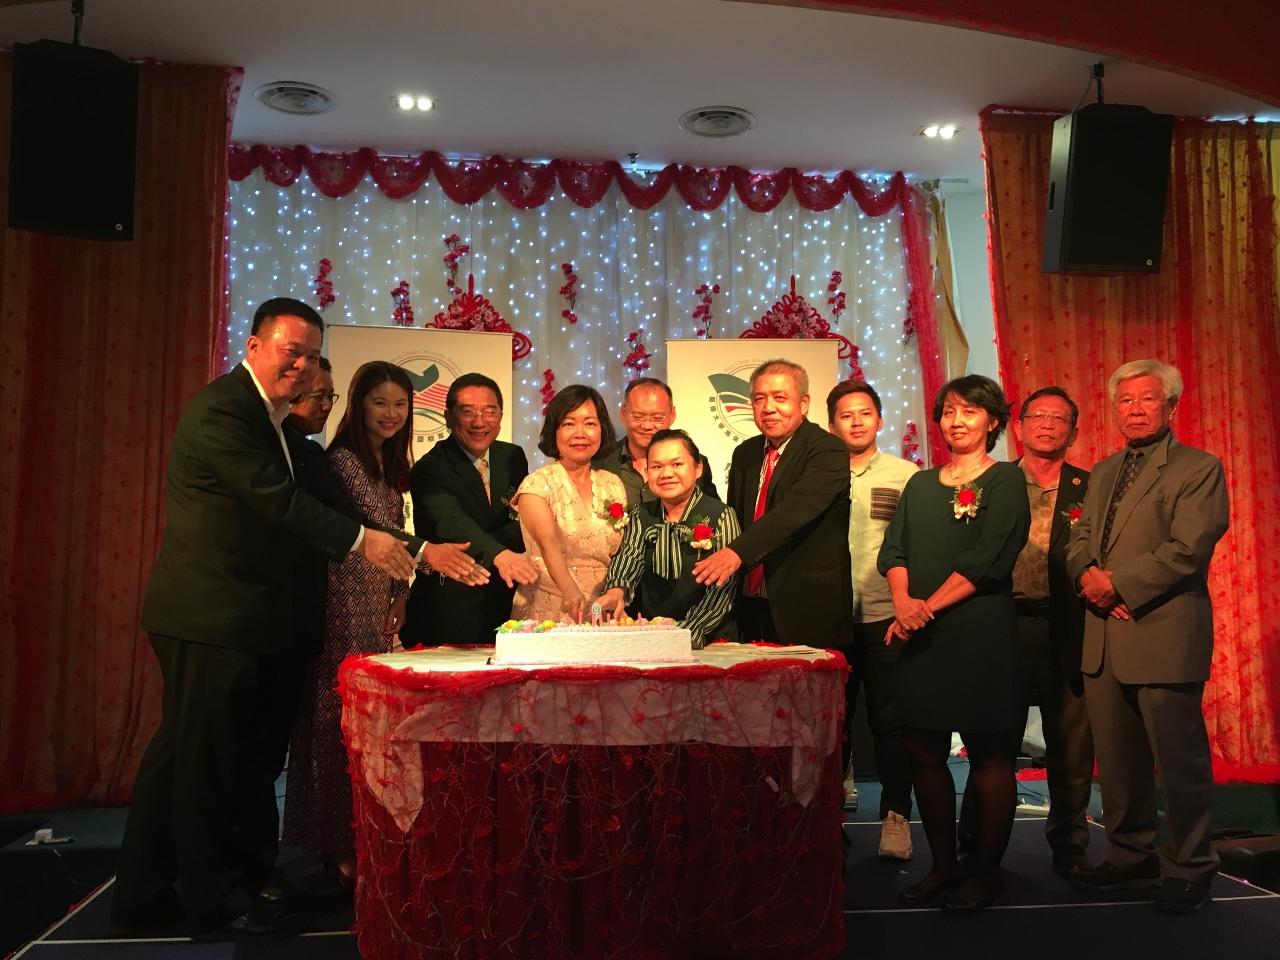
[595,376,719,508]
[1066,360,1229,914]
[693,358,852,648]
[403,372,538,646]
[1007,386,1093,877]
[110,298,477,939]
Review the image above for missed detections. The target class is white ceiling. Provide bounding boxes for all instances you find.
[1,0,1272,190]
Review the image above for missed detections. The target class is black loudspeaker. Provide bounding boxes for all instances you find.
[1042,103,1174,274]
[8,39,139,241]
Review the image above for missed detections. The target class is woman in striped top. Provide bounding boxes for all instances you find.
[598,429,740,646]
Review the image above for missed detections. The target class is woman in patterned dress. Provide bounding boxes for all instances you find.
[282,360,419,882]
[512,385,627,623]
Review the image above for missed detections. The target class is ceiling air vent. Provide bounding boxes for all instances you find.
[678,105,756,138]
[254,81,338,116]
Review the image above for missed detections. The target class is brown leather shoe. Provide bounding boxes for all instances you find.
[1070,857,1160,891]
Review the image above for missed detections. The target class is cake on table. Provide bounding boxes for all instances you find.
[493,612,696,665]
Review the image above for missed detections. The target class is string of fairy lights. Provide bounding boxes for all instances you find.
[225,168,925,459]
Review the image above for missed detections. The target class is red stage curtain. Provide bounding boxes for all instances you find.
[982,109,1280,783]
[0,57,241,812]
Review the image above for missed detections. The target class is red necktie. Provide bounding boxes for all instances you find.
[744,446,780,596]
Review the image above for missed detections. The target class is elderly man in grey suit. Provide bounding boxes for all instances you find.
[1066,359,1228,914]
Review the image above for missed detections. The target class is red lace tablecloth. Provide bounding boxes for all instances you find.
[339,642,849,960]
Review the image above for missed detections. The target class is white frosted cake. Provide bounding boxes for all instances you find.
[493,615,696,665]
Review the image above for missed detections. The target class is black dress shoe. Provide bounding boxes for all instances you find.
[942,874,1003,914]
[899,869,962,906]
[1070,857,1161,891]
[1153,877,1212,914]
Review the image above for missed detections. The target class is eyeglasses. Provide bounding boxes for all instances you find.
[626,413,669,427]
[299,391,339,405]
[453,405,502,421]
[1116,395,1165,410]
[1021,410,1072,425]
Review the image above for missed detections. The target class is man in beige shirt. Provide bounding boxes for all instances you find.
[828,379,918,861]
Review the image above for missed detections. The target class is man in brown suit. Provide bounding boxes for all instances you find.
[1066,359,1229,914]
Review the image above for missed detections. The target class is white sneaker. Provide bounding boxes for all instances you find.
[878,811,913,860]
[843,773,859,810]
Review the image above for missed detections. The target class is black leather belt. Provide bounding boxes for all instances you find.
[1015,598,1053,617]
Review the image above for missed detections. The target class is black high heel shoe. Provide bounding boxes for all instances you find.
[898,868,962,906]
[942,873,1003,914]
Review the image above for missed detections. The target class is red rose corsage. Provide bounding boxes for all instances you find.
[951,482,983,522]
[690,522,714,551]
[603,501,628,530]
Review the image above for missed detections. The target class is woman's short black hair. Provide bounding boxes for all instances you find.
[647,428,701,464]
[932,375,1011,452]
[537,384,617,459]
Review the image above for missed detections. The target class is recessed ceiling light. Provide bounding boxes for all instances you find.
[918,123,962,139]
[394,94,436,113]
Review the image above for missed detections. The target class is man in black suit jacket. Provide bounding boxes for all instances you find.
[964,387,1093,876]
[693,359,852,647]
[111,299,453,938]
[403,373,538,646]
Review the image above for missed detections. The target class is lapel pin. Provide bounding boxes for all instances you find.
[1072,477,1081,485]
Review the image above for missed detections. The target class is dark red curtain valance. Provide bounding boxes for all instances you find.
[228,145,912,216]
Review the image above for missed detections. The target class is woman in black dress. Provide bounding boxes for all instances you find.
[877,375,1031,912]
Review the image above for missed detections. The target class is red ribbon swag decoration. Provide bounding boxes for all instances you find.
[431,275,533,362]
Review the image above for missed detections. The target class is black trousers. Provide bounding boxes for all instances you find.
[843,618,914,819]
[112,635,302,931]
[1017,612,1095,857]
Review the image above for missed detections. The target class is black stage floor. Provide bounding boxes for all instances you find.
[9,768,1280,960]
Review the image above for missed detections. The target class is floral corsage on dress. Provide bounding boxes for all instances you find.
[951,482,983,522]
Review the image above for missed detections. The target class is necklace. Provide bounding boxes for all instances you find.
[945,457,994,483]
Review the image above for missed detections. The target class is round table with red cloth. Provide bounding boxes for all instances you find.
[339,642,849,960]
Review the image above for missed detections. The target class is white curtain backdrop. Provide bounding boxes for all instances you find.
[227,170,926,465]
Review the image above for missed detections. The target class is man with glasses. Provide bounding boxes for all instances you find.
[596,377,718,508]
[402,372,538,646]
[1066,360,1228,914]
[998,386,1093,878]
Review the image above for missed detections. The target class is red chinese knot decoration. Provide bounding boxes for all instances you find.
[540,369,557,414]
[313,258,335,311]
[391,280,414,326]
[902,421,924,467]
[740,275,857,368]
[693,282,720,338]
[623,329,653,380]
[559,262,579,324]
[442,234,470,295]
[430,274,532,362]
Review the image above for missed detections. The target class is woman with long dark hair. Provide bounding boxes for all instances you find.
[282,360,419,881]
[877,375,1031,913]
